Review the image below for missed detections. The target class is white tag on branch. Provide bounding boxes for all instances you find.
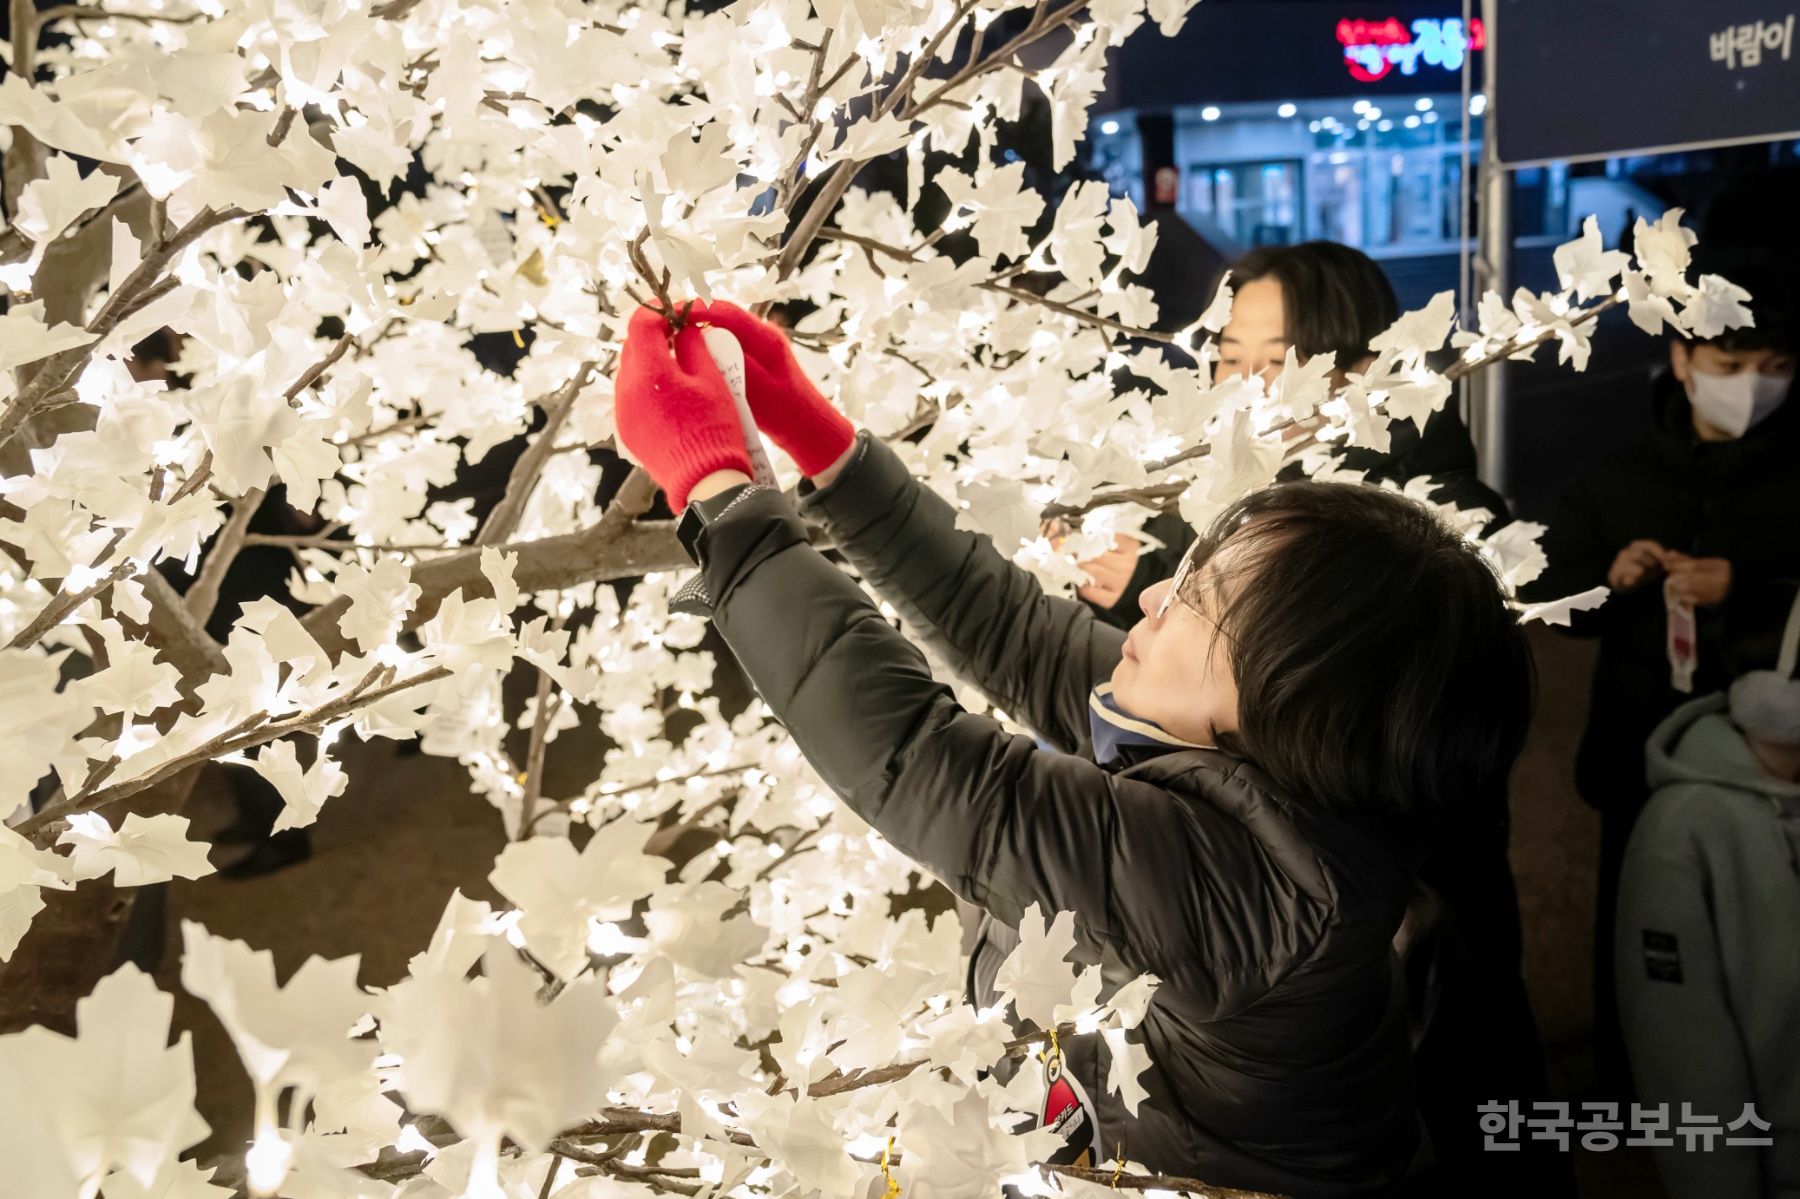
[60,813,215,886]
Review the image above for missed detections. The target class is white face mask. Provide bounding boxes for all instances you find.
[1686,366,1790,438]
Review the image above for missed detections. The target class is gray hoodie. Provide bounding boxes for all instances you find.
[1618,693,1800,1198]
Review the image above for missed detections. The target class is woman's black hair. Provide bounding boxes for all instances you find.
[1225,242,1400,365]
[1180,480,1533,835]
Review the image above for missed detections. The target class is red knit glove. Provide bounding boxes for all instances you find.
[613,306,755,511]
[691,300,855,477]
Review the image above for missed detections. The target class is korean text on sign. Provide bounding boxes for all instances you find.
[1710,16,1796,69]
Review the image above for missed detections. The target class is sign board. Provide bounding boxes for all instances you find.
[1103,2,1486,109]
[1494,0,1800,164]
[1337,16,1485,84]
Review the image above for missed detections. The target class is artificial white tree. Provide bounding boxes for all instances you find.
[0,0,1751,1195]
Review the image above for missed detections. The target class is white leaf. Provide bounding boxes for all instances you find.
[1513,585,1609,627]
[379,945,617,1153]
[1146,0,1203,36]
[1101,1026,1153,1114]
[1552,215,1630,303]
[316,175,372,248]
[994,903,1080,1029]
[479,546,521,615]
[1368,290,1456,367]
[0,299,100,372]
[488,819,671,980]
[334,557,421,653]
[179,922,373,1096]
[60,813,215,886]
[0,964,209,1193]
[244,740,348,833]
[1681,273,1755,340]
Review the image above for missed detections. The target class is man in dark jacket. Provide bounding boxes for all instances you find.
[1527,304,1800,1093]
[612,300,1535,1196]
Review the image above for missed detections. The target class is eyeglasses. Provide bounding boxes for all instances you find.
[1155,537,1240,654]
[1156,537,1201,620]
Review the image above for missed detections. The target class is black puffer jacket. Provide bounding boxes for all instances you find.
[674,434,1426,1197]
[1526,370,1800,808]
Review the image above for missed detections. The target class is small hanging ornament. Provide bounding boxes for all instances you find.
[880,1135,902,1199]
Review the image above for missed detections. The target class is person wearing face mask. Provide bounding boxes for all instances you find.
[1071,242,1507,633]
[609,298,1539,1197]
[1526,250,1800,1098]
[1615,580,1800,1199]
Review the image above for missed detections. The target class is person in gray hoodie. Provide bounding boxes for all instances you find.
[1617,580,1800,1198]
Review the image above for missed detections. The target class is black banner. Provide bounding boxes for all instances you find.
[1494,0,1800,164]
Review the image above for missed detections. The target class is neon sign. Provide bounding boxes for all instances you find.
[1337,16,1487,82]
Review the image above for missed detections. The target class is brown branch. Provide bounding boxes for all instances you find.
[1442,294,1623,381]
[772,162,859,284]
[2,205,250,445]
[907,0,1090,119]
[38,3,210,24]
[184,488,264,626]
[137,568,229,678]
[266,105,299,147]
[18,665,450,838]
[875,0,979,120]
[1040,479,1185,522]
[1047,1164,1287,1198]
[516,660,559,838]
[477,361,599,546]
[342,412,431,445]
[6,554,133,649]
[285,332,355,402]
[3,0,47,228]
[296,472,672,661]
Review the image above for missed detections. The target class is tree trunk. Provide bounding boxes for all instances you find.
[0,771,200,1033]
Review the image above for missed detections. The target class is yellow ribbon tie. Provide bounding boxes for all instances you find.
[880,1136,901,1199]
[1110,1142,1126,1189]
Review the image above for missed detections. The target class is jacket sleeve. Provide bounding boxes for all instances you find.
[678,484,1249,1016]
[1614,802,1764,1199]
[1520,475,1617,638]
[797,433,1126,756]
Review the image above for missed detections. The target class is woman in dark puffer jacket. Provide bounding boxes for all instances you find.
[611,300,1533,1198]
